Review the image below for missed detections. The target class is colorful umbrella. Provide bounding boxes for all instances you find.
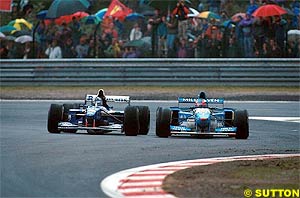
[15,35,33,43]
[125,13,145,21]
[95,8,108,20]
[46,0,90,18]
[252,4,287,17]
[231,12,246,22]
[0,25,16,33]
[8,18,33,33]
[81,15,102,25]
[36,10,49,20]
[46,11,89,25]
[197,11,220,20]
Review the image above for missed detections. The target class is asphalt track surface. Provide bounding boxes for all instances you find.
[1,100,299,198]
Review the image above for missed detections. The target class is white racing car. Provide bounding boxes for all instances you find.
[47,94,150,135]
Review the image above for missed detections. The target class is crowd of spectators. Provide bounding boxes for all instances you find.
[0,0,299,59]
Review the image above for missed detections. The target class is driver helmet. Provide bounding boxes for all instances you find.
[97,89,105,97]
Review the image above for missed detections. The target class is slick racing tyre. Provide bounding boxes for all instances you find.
[137,106,150,135]
[48,104,62,133]
[124,106,140,136]
[234,110,249,139]
[156,108,171,138]
[62,104,77,133]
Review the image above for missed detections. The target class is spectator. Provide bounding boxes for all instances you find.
[246,0,259,15]
[23,42,34,59]
[274,16,287,56]
[70,16,81,46]
[45,39,62,59]
[225,37,239,57]
[129,23,143,41]
[157,15,168,57]
[0,40,8,59]
[177,38,187,58]
[239,13,254,57]
[166,14,178,57]
[62,38,76,58]
[207,0,221,14]
[172,0,189,40]
[75,36,89,58]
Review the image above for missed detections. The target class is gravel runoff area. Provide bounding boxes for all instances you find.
[1,86,299,100]
[163,157,300,198]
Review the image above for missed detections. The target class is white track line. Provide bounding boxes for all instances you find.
[101,154,300,198]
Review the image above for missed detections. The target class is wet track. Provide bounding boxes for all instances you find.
[1,100,299,197]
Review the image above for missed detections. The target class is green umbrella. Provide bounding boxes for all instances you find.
[46,0,90,18]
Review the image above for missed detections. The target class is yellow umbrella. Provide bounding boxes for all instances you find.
[8,18,33,34]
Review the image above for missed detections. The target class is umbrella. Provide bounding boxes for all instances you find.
[46,0,90,19]
[47,11,89,25]
[15,35,33,43]
[125,13,145,21]
[0,25,17,33]
[81,15,102,25]
[188,7,200,18]
[197,11,220,20]
[124,38,150,48]
[36,10,49,20]
[5,35,16,41]
[8,18,33,33]
[231,12,246,22]
[287,29,300,41]
[95,8,108,20]
[252,4,287,17]
[0,32,5,38]
[12,30,31,37]
[222,20,235,28]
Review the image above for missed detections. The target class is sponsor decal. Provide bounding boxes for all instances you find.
[215,127,236,132]
[170,125,192,131]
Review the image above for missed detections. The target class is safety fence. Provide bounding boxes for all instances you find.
[0,58,299,86]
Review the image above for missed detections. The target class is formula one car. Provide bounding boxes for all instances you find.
[156,92,249,139]
[47,94,150,136]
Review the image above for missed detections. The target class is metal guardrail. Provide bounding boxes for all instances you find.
[0,58,299,86]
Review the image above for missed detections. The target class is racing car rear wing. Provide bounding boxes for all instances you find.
[85,95,130,103]
[178,97,224,104]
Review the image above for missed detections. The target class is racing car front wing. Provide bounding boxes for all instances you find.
[170,125,237,136]
[58,122,122,131]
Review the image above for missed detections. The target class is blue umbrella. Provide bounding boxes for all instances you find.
[125,13,145,21]
[46,0,90,18]
[95,8,108,20]
[36,10,48,20]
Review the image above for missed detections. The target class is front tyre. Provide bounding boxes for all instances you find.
[62,104,77,133]
[234,110,249,139]
[48,104,62,133]
[156,108,171,138]
[137,106,150,135]
[124,106,140,136]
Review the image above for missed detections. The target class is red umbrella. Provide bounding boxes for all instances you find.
[252,4,287,17]
[45,11,89,25]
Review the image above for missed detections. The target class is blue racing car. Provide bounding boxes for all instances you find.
[48,94,150,136]
[156,92,249,139]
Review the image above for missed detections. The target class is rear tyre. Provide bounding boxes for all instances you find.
[137,106,150,135]
[124,106,140,136]
[156,108,171,138]
[48,104,62,133]
[234,110,249,139]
